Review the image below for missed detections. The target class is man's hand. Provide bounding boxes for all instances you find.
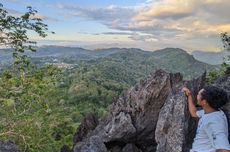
[182,87,191,97]
[182,87,198,118]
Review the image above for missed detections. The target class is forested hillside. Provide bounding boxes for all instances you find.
[0,46,217,151]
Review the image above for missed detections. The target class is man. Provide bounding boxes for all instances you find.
[183,86,230,152]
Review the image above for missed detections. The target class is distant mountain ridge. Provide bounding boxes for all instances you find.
[1,46,227,65]
[0,46,216,79]
[90,47,215,81]
[0,46,126,62]
[192,50,230,65]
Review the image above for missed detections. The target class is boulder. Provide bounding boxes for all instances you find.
[74,136,107,152]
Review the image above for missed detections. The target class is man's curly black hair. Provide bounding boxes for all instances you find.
[201,86,229,110]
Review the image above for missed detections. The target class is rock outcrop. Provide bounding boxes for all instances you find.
[72,70,207,152]
[155,73,205,152]
[0,141,20,152]
[73,113,99,145]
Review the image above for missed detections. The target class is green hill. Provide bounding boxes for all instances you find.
[72,48,214,87]
[60,47,215,113]
[0,47,217,151]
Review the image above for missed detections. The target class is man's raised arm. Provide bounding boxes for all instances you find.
[182,87,198,118]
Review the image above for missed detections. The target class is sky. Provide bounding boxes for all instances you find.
[2,0,230,52]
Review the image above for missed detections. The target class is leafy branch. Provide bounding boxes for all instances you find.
[0,3,54,69]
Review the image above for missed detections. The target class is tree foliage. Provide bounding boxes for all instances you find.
[0,3,66,151]
[0,3,112,151]
[0,3,53,68]
[0,2,54,109]
[0,65,63,151]
[221,32,230,51]
[207,32,230,83]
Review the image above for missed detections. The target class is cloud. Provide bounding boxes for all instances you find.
[57,4,136,25]
[134,0,199,21]
[56,1,230,51]
[4,7,59,22]
[202,0,230,23]
[101,32,134,35]
[129,33,159,42]
[30,13,59,22]
[129,0,230,43]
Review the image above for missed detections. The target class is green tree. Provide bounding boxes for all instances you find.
[207,32,230,83]
[0,2,54,109]
[0,3,64,151]
[221,32,230,51]
[0,3,53,67]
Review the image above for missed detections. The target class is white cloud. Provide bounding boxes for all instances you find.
[57,4,137,23]
[134,0,199,21]
[55,0,230,51]
[5,7,59,22]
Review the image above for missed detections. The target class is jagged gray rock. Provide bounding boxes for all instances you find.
[73,113,99,144]
[156,73,206,152]
[155,93,188,152]
[0,141,20,152]
[72,70,206,152]
[74,136,107,152]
